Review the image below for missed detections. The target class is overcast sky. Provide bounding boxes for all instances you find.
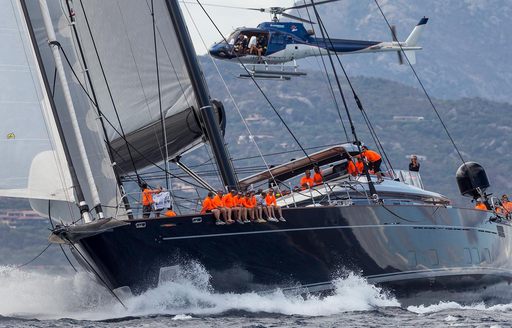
[180,0,294,55]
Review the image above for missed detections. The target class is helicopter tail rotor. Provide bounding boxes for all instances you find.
[390,25,404,65]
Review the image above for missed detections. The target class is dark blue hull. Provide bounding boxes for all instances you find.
[71,205,512,306]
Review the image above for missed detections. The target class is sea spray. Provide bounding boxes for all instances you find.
[0,264,399,320]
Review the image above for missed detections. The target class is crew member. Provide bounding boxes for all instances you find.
[140,182,160,219]
[347,156,364,177]
[165,207,177,217]
[256,190,270,222]
[474,200,488,211]
[266,189,285,222]
[361,146,384,183]
[214,190,232,224]
[200,192,225,225]
[313,166,324,185]
[300,170,315,190]
[243,192,255,223]
[222,190,237,223]
[409,155,420,172]
[501,194,512,214]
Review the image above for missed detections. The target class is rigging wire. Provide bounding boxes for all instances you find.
[15,244,52,269]
[78,0,142,184]
[372,0,466,164]
[47,200,77,272]
[56,46,209,192]
[151,0,171,191]
[309,2,395,173]
[300,6,350,141]
[183,3,293,202]
[195,0,312,162]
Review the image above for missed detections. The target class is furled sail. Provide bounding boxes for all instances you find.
[65,0,223,172]
[0,0,75,203]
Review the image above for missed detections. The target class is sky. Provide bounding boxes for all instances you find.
[180,0,293,55]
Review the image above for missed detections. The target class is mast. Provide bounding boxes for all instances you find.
[19,0,90,220]
[38,0,103,221]
[164,0,238,190]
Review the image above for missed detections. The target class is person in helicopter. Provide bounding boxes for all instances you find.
[257,34,268,56]
[234,34,248,54]
[248,34,261,58]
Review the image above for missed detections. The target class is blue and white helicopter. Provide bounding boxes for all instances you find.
[205,0,428,79]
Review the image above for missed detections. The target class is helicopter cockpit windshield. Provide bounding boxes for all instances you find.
[210,29,269,59]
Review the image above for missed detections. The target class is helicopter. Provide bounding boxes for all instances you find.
[201,0,428,79]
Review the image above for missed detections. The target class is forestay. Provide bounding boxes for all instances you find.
[0,0,75,203]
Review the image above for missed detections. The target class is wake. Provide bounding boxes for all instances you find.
[0,264,398,321]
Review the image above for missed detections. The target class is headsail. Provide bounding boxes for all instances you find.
[0,0,74,203]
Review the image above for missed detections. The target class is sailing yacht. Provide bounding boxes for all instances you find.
[2,0,512,307]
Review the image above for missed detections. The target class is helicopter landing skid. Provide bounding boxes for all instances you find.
[238,61,307,80]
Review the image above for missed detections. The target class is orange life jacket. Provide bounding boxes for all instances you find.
[300,176,314,189]
[165,210,177,217]
[313,172,323,185]
[213,195,224,208]
[475,203,487,211]
[265,194,277,206]
[200,197,216,214]
[141,188,153,206]
[222,193,236,208]
[362,150,381,162]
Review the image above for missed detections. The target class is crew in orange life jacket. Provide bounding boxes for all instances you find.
[474,199,488,211]
[313,166,323,185]
[361,146,384,183]
[200,191,225,225]
[347,156,364,177]
[500,194,512,215]
[300,170,314,190]
[140,182,161,219]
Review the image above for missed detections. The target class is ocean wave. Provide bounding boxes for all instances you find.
[0,264,398,320]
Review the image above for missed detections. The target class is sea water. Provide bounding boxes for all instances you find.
[0,265,511,327]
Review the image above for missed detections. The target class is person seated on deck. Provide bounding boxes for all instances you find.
[256,190,269,222]
[347,156,364,177]
[200,192,225,225]
[251,191,266,223]
[300,170,315,190]
[474,199,488,211]
[361,146,384,183]
[243,192,256,223]
[164,205,176,217]
[140,182,161,219]
[222,189,238,223]
[266,188,285,222]
[234,191,246,224]
[313,166,324,186]
[214,190,233,224]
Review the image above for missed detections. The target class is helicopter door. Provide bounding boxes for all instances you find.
[268,33,287,56]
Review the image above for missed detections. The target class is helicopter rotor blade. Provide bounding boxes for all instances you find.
[285,0,342,11]
[281,12,316,24]
[390,25,404,65]
[179,1,265,12]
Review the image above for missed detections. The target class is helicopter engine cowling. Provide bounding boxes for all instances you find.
[456,162,490,199]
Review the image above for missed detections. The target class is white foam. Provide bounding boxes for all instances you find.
[0,264,399,320]
[407,301,512,314]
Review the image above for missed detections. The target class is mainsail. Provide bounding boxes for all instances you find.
[57,0,223,172]
[0,0,75,203]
